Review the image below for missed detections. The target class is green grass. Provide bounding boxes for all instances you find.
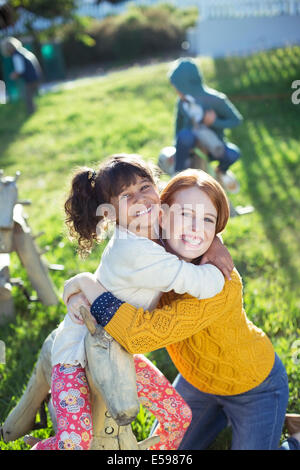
[0,46,300,450]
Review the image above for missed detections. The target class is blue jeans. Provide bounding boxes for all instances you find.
[173,354,295,450]
[175,127,240,173]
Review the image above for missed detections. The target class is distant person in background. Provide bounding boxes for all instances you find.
[0,36,42,114]
[169,58,243,193]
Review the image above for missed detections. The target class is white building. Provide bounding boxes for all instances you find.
[187,0,300,57]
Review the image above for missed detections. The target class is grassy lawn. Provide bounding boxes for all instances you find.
[0,46,300,450]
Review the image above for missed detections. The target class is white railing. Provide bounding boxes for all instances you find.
[76,0,125,19]
[77,0,300,20]
[77,0,199,20]
[197,0,300,20]
[1,0,199,35]
[3,0,300,37]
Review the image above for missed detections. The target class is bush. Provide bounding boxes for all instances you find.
[61,4,197,68]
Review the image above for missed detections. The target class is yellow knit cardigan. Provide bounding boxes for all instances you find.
[105,269,275,395]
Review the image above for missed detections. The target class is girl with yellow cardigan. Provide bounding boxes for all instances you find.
[64,169,300,450]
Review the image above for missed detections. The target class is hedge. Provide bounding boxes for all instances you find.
[61,4,198,68]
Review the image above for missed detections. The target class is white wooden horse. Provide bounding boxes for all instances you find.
[0,170,58,324]
[1,306,159,450]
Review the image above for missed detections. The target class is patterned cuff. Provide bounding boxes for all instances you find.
[90,292,124,327]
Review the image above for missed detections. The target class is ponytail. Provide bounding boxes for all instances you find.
[64,167,103,258]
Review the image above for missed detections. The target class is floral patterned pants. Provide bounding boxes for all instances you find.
[33,364,92,450]
[33,355,191,450]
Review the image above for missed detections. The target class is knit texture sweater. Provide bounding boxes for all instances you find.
[104,269,275,396]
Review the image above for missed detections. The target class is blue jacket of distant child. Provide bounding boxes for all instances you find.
[169,58,243,141]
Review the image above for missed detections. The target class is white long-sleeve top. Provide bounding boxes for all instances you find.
[51,226,224,367]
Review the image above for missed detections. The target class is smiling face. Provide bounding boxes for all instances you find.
[161,186,217,261]
[111,175,161,238]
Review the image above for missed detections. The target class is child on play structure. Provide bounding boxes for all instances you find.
[169,57,243,193]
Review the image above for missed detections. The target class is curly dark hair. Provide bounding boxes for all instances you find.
[64,153,160,257]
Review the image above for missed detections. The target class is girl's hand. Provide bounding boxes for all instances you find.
[202,110,217,127]
[200,236,234,280]
[63,274,83,305]
[63,272,95,305]
[63,272,108,307]
[67,292,91,325]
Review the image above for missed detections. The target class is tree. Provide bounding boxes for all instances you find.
[0,0,128,52]
[0,3,15,28]
[10,0,77,20]
[0,1,126,30]
[96,1,125,3]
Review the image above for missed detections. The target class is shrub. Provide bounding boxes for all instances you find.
[61,4,197,68]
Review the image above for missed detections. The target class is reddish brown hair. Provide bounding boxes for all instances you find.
[160,169,230,234]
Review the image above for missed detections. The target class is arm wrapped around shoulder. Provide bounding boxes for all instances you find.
[104,272,242,354]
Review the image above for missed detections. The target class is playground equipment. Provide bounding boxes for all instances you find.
[0,305,159,450]
[0,170,60,325]
[158,145,254,217]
